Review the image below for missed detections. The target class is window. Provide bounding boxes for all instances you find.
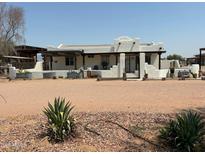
[101,55,110,63]
[88,55,94,58]
[145,55,151,64]
[101,55,110,70]
[65,57,74,66]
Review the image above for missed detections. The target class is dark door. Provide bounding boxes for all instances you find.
[125,55,136,73]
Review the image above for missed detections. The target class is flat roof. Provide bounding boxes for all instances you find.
[46,36,165,54]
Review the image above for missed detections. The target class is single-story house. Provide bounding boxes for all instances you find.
[42,36,166,79]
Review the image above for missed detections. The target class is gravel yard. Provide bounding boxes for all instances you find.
[0,112,174,152]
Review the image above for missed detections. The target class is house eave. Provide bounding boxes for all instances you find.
[44,50,166,56]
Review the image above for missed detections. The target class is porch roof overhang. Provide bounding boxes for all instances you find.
[43,49,83,56]
[43,49,166,56]
[82,50,166,55]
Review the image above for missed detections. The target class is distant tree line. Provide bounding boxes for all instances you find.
[166,54,185,61]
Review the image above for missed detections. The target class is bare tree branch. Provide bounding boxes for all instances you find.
[0,3,25,57]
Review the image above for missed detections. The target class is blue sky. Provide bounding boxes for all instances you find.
[11,2,205,57]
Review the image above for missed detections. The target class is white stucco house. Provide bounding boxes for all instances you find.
[42,36,167,79]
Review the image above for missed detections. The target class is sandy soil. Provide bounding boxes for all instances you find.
[0,79,205,117]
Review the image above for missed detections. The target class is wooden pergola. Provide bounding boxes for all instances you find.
[15,45,47,62]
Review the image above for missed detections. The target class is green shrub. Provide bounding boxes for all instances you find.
[18,70,30,74]
[159,110,205,151]
[43,97,75,142]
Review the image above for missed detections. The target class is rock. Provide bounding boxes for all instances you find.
[0,125,9,134]
[76,144,97,152]
[133,139,144,145]
[39,137,50,147]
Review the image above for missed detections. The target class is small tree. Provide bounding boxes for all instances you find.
[0,3,25,58]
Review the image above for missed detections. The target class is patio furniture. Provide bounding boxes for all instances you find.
[178,70,190,78]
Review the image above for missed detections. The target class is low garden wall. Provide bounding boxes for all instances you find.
[15,70,83,80]
[98,65,119,78]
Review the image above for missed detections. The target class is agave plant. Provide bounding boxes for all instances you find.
[43,97,75,142]
[159,110,205,152]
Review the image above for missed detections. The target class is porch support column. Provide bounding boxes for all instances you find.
[82,54,85,69]
[119,53,125,78]
[50,56,53,70]
[139,52,145,79]
[115,54,118,65]
[43,54,46,70]
[199,49,202,74]
[75,56,77,70]
[159,52,161,69]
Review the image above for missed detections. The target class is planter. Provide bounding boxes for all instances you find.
[43,72,56,78]
[67,71,80,79]
[16,73,32,79]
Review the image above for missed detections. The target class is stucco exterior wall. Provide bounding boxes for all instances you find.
[52,54,118,70]
[76,55,83,69]
[84,54,118,70]
[161,60,180,69]
[84,55,101,69]
[114,37,140,52]
[109,54,118,67]
[25,61,43,72]
[150,53,159,69]
[52,56,75,70]
[201,66,205,72]
[100,65,119,78]
[140,43,163,52]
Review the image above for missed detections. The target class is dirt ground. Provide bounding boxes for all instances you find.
[0,79,205,117]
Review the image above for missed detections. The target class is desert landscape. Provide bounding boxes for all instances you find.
[0,79,205,151]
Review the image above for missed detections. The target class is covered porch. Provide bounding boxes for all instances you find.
[42,49,164,79]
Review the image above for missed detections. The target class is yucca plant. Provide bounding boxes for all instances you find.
[43,97,75,142]
[159,110,205,152]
